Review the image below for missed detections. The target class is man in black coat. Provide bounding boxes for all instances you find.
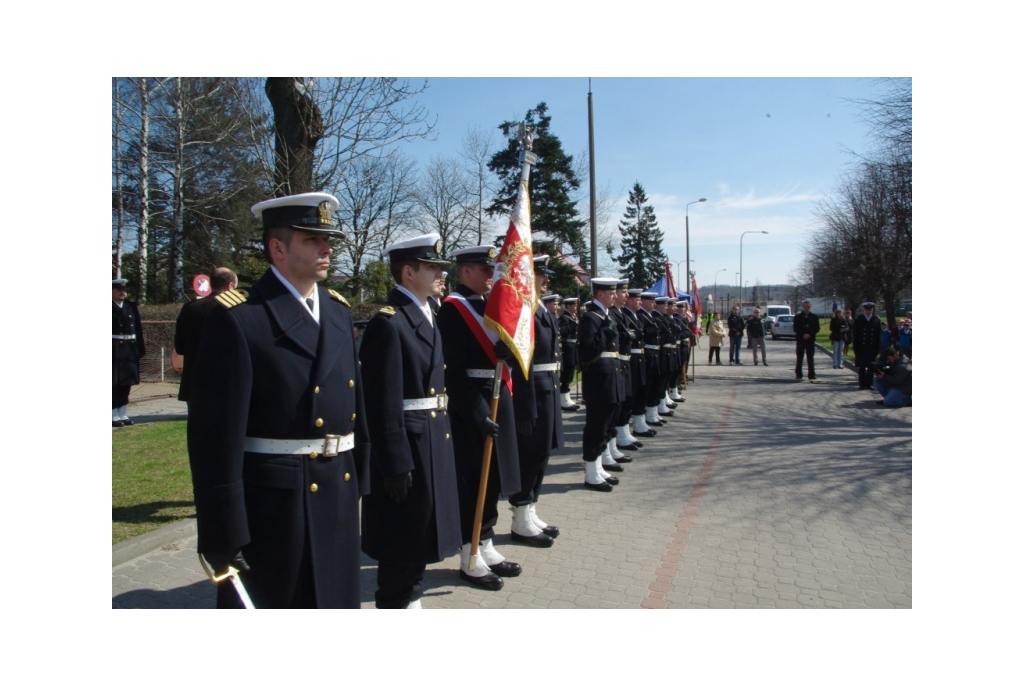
[793,299,821,380]
[509,258,564,548]
[632,292,662,437]
[558,297,581,411]
[112,278,145,427]
[853,302,883,389]
[186,192,370,609]
[727,304,745,365]
[437,245,523,591]
[577,277,626,492]
[173,267,237,406]
[359,233,461,609]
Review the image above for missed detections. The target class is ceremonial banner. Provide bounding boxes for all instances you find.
[484,178,535,378]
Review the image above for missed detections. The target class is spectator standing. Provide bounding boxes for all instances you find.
[898,319,912,358]
[727,305,745,365]
[173,267,238,407]
[746,308,767,365]
[829,309,849,369]
[707,312,727,365]
[843,308,855,357]
[112,278,145,427]
[853,302,883,389]
[793,300,820,380]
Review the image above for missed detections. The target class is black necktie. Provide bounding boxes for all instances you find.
[305,298,314,312]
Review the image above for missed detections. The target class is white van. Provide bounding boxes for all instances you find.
[763,305,791,334]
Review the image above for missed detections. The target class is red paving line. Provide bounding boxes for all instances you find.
[642,386,737,608]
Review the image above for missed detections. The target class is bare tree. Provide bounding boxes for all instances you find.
[262,78,436,197]
[112,78,126,278]
[458,126,500,244]
[415,156,475,255]
[332,150,419,299]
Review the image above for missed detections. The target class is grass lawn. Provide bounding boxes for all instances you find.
[112,418,195,545]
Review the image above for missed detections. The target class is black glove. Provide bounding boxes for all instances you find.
[516,418,535,437]
[478,417,499,438]
[205,549,251,575]
[382,471,413,504]
[493,340,515,362]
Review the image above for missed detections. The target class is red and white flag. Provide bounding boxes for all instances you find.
[484,178,535,378]
[691,275,703,335]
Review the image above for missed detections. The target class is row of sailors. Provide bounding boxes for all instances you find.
[188,189,700,608]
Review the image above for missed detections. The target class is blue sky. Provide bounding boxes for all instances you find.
[396,77,888,293]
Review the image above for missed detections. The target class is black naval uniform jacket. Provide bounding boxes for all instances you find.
[512,305,566,460]
[113,300,145,387]
[853,313,882,364]
[359,289,461,565]
[173,295,219,402]
[558,310,579,369]
[186,269,370,609]
[577,301,625,405]
[436,285,522,500]
[636,307,662,382]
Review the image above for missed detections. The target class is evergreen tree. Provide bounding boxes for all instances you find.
[487,102,588,268]
[616,182,667,287]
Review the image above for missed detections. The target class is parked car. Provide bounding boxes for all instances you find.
[762,305,792,334]
[771,314,795,340]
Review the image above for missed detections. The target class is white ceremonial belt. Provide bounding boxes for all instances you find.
[244,433,355,457]
[630,348,644,355]
[644,344,660,350]
[565,339,577,343]
[112,334,137,340]
[599,352,619,359]
[403,395,448,411]
[666,343,678,348]
[466,369,495,378]
[618,354,630,361]
[533,363,560,373]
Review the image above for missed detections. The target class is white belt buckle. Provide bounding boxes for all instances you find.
[322,434,342,457]
[439,394,448,411]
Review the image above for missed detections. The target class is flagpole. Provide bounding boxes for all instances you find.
[469,125,538,570]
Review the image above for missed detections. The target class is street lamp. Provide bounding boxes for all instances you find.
[740,230,768,307]
[685,198,706,299]
[713,268,727,314]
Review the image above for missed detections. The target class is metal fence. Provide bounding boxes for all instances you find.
[134,320,181,401]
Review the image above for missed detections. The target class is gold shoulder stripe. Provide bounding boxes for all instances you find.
[327,289,351,308]
[215,289,249,309]
[378,306,396,317]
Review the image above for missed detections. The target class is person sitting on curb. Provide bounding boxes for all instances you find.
[873,347,912,408]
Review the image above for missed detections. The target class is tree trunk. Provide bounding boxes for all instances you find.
[137,77,150,304]
[113,78,124,279]
[265,77,324,196]
[171,77,186,303]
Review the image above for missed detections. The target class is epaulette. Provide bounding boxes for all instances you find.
[215,289,249,309]
[327,289,351,308]
[377,306,396,317]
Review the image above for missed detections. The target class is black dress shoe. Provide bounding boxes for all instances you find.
[666,401,678,409]
[584,480,613,492]
[487,560,523,577]
[630,440,643,448]
[112,420,124,428]
[635,429,657,437]
[542,525,560,538]
[602,463,624,472]
[121,417,135,426]
[511,531,554,548]
[617,442,639,451]
[561,404,580,412]
[601,475,620,486]
[613,454,634,464]
[658,411,674,417]
[459,569,504,590]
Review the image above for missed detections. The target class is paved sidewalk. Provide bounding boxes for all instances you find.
[113,339,911,608]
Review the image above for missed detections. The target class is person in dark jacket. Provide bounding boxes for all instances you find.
[727,305,745,365]
[873,347,912,407]
[577,278,626,492]
[358,233,461,609]
[173,267,237,406]
[186,192,370,608]
[558,297,581,410]
[853,302,883,389]
[437,245,523,591]
[793,300,820,380]
[112,278,145,427]
[746,308,767,365]
[829,309,849,369]
[509,258,564,548]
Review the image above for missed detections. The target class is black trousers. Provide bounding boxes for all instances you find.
[113,385,131,409]
[375,561,426,609]
[582,400,617,461]
[796,339,816,378]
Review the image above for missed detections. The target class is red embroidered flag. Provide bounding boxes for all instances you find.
[484,178,535,378]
